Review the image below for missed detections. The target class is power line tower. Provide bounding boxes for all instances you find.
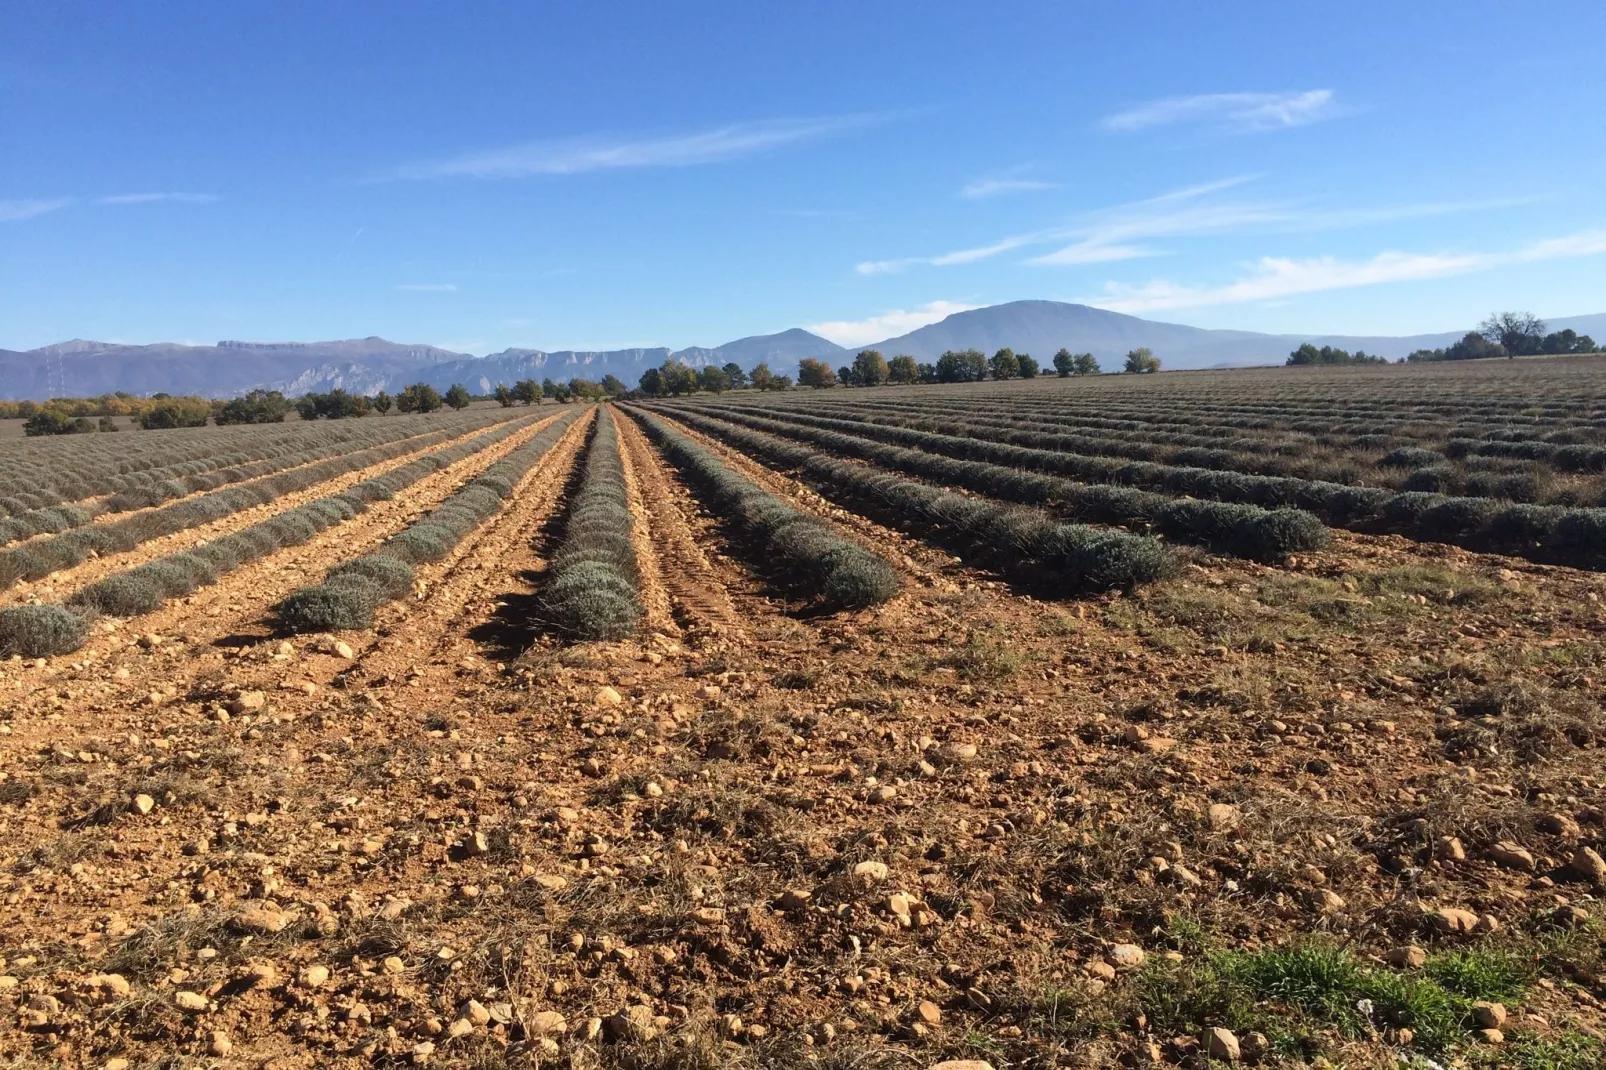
[41,351,67,399]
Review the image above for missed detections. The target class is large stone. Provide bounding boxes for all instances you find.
[1205,1027,1241,1062]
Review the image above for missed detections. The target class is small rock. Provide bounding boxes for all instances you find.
[778,888,813,909]
[853,860,890,881]
[580,757,606,778]
[1430,907,1480,934]
[231,906,291,935]
[333,641,355,660]
[1476,1028,1505,1045]
[1108,943,1145,969]
[603,1004,657,1042]
[1485,841,1536,871]
[1241,1032,1269,1061]
[1206,803,1240,831]
[130,793,155,816]
[229,690,266,714]
[1435,835,1467,862]
[1308,889,1345,914]
[867,785,897,804]
[595,686,623,707]
[1472,1002,1508,1029]
[940,742,978,762]
[1386,946,1427,969]
[298,964,330,989]
[528,1010,567,1035]
[447,1018,474,1039]
[928,1062,995,1070]
[174,991,208,1012]
[92,972,132,996]
[1205,1026,1241,1062]
[209,1031,233,1056]
[915,1000,942,1025]
[463,1000,491,1026]
[1537,813,1581,838]
[1568,846,1606,886]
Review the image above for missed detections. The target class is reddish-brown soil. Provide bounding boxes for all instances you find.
[2,401,1604,1070]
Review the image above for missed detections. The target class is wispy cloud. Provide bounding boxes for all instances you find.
[396,283,458,292]
[98,192,220,205]
[961,172,1058,200]
[387,115,877,180]
[0,198,71,222]
[1080,228,1606,313]
[857,179,1525,275]
[807,300,979,348]
[1103,90,1338,133]
[858,177,1260,274]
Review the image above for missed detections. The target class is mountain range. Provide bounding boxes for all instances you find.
[3,302,1602,401]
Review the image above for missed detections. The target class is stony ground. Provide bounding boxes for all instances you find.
[1,403,1604,1069]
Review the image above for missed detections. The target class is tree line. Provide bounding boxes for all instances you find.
[635,346,1163,395]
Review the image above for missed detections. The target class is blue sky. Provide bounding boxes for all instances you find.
[3,1,1604,353]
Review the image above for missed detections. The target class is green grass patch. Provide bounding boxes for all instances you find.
[1127,931,1558,1058]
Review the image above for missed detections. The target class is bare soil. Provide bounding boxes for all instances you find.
[1,403,1604,1070]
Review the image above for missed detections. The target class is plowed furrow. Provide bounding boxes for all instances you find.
[617,405,748,640]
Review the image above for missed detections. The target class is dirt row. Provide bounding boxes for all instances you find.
[2,414,536,609]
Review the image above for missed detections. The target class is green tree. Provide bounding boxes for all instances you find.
[852,349,890,387]
[721,362,748,389]
[444,384,472,410]
[1072,352,1100,376]
[397,383,442,413]
[1016,353,1039,378]
[887,354,919,384]
[698,365,731,393]
[1052,348,1075,377]
[511,379,540,405]
[750,362,775,391]
[23,410,81,436]
[837,364,856,386]
[493,384,514,407]
[1123,348,1160,374]
[373,390,393,414]
[638,367,664,396]
[989,347,1020,380]
[935,349,987,383]
[216,390,290,425]
[797,358,838,388]
[602,374,629,396]
[654,359,699,395]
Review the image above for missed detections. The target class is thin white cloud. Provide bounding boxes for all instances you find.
[98,192,221,205]
[388,115,876,180]
[858,178,1524,275]
[1103,90,1338,133]
[961,176,1057,200]
[1080,228,1606,313]
[396,283,458,292]
[807,300,979,347]
[0,198,71,222]
[858,177,1260,273]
